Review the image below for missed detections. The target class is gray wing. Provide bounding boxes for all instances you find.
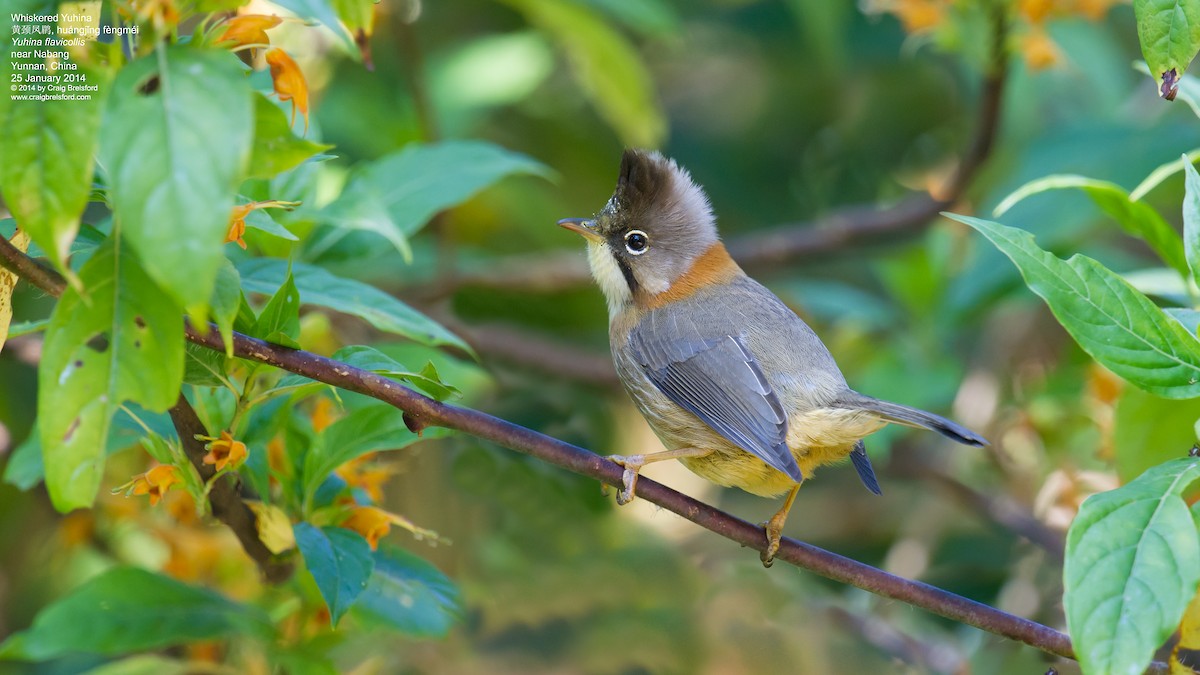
[630,321,802,482]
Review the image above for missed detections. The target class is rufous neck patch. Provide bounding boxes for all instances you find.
[639,242,742,310]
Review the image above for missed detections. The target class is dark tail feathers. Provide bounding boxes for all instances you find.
[836,393,987,447]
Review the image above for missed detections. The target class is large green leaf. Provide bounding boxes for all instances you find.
[1134,0,1200,94]
[1181,159,1200,283]
[995,174,1189,279]
[0,567,271,660]
[316,141,550,260]
[294,524,374,625]
[1065,458,1200,675]
[38,242,184,510]
[949,214,1200,398]
[501,0,665,147]
[304,404,431,498]
[237,258,469,351]
[99,46,253,317]
[0,63,108,276]
[356,545,461,637]
[248,94,331,179]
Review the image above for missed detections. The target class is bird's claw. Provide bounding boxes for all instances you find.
[609,454,644,505]
[760,517,785,568]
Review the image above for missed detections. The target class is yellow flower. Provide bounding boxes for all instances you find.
[215,14,282,53]
[203,430,248,472]
[266,48,310,133]
[120,465,183,505]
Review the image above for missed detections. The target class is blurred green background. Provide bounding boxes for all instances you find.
[4,0,1197,672]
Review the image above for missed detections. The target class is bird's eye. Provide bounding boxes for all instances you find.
[624,230,649,255]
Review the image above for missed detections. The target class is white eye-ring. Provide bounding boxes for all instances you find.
[624,230,649,255]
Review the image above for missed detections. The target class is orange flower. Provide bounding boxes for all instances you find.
[216,14,282,52]
[266,48,310,133]
[887,0,947,34]
[310,397,337,433]
[225,200,299,248]
[341,505,445,550]
[203,431,248,472]
[1018,0,1053,24]
[122,465,183,505]
[1021,27,1062,70]
[342,506,392,550]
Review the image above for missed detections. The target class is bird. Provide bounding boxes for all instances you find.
[559,149,987,566]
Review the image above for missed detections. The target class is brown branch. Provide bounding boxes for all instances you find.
[424,9,1008,295]
[168,396,294,583]
[0,235,1073,661]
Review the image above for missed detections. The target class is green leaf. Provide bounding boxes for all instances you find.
[0,567,270,660]
[1065,458,1200,675]
[329,0,374,36]
[8,319,48,338]
[3,408,175,491]
[1114,387,1200,482]
[1181,158,1200,283]
[243,203,300,242]
[304,405,431,497]
[237,259,469,351]
[1134,0,1200,94]
[1168,307,1200,334]
[293,524,375,625]
[250,265,301,348]
[0,63,108,276]
[500,0,666,147]
[995,174,1189,279]
[356,545,461,636]
[184,342,228,388]
[99,46,253,317]
[211,260,241,358]
[271,0,356,55]
[38,242,184,510]
[316,141,550,260]
[949,213,1200,398]
[80,655,194,675]
[248,94,332,179]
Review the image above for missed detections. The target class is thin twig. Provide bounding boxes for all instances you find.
[0,235,1073,660]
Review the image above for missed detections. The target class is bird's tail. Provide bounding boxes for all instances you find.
[834,392,987,447]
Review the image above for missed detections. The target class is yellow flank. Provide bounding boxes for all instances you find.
[679,407,886,498]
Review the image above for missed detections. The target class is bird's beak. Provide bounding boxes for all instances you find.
[557,218,603,243]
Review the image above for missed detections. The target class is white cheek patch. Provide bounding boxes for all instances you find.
[587,242,631,316]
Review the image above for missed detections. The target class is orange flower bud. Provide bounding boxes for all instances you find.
[266,48,310,134]
[203,430,248,472]
[216,14,282,52]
